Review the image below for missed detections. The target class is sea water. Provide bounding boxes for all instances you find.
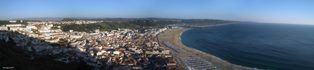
[181,23,314,70]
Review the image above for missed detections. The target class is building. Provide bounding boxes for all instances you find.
[6,24,23,27]
[9,20,16,23]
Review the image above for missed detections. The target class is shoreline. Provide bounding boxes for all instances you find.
[158,26,256,70]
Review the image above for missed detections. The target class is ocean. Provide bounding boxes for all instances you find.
[181,23,314,70]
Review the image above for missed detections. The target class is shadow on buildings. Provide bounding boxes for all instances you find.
[0,31,92,70]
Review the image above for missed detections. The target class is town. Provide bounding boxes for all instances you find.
[0,20,178,70]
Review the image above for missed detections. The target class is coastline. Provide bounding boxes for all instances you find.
[158,27,255,70]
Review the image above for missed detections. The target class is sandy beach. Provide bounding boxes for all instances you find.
[158,28,255,70]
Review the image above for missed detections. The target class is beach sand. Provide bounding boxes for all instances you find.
[158,28,255,70]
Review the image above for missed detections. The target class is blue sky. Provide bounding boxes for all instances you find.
[0,0,313,24]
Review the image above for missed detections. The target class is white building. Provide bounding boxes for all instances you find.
[9,20,16,23]
[6,24,23,27]
[0,26,8,30]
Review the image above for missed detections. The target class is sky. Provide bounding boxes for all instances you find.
[0,0,313,24]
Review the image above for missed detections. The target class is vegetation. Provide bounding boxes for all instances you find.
[56,18,233,32]
[0,20,28,26]
[56,19,174,32]
[0,21,10,26]
[56,22,137,32]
